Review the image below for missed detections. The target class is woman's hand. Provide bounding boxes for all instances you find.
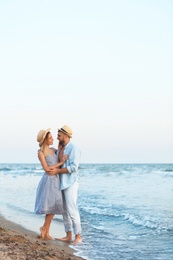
[47,168,59,176]
[48,166,56,170]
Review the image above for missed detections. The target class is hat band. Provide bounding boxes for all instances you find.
[60,128,71,135]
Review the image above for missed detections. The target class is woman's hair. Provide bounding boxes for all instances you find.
[39,131,50,152]
[45,131,50,141]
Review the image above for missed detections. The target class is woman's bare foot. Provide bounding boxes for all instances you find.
[45,234,55,240]
[40,227,46,239]
[72,234,82,245]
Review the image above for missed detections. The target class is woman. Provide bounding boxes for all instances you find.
[35,128,67,240]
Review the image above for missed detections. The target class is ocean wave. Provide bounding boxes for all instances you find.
[165,169,173,172]
[163,172,173,178]
[0,163,42,172]
[0,167,12,171]
[80,205,127,228]
[80,205,173,233]
[123,213,173,232]
[122,213,158,229]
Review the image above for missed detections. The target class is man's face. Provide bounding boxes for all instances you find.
[57,131,65,146]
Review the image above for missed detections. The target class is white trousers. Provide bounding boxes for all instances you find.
[62,181,81,235]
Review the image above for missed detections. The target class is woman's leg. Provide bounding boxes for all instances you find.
[40,214,54,240]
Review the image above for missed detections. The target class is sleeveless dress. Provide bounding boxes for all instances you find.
[34,153,64,214]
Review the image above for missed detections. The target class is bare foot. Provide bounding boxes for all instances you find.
[60,231,72,242]
[40,227,46,239]
[72,235,82,245]
[60,236,72,242]
[45,235,55,240]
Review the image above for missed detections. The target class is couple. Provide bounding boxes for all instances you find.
[34,125,82,245]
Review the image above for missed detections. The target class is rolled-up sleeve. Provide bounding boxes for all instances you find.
[60,142,81,190]
[67,146,80,174]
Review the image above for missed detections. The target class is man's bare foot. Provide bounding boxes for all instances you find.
[72,234,82,245]
[60,236,72,242]
[40,227,46,239]
[60,231,72,242]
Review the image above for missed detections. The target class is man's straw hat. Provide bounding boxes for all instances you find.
[58,125,72,138]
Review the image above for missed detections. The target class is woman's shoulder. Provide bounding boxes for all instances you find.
[38,149,43,154]
[37,149,45,159]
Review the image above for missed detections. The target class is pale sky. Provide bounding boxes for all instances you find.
[0,0,172,164]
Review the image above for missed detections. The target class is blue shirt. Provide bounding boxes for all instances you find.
[57,142,80,190]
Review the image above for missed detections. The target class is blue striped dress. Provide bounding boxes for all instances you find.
[34,153,64,214]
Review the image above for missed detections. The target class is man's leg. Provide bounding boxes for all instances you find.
[60,190,73,241]
[62,182,82,244]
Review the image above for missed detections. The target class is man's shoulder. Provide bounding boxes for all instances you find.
[66,142,79,151]
[66,142,75,149]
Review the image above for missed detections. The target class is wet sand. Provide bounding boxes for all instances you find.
[0,215,84,260]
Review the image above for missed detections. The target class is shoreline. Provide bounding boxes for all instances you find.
[0,214,84,260]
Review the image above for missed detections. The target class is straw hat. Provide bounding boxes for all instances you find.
[37,128,51,147]
[58,125,73,138]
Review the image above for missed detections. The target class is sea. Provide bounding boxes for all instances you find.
[0,163,173,260]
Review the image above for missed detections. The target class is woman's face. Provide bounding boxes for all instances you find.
[46,132,54,146]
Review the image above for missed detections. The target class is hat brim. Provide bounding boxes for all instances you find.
[39,128,51,146]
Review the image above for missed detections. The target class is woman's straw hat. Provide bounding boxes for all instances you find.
[37,128,51,147]
[58,125,72,138]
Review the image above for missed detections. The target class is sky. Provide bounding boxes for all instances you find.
[0,0,172,164]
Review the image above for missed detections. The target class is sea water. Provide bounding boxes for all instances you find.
[0,163,173,260]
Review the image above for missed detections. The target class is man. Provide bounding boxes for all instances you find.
[49,125,82,245]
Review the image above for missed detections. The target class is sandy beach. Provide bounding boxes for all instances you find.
[0,215,83,260]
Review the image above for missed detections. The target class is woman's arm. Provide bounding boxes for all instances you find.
[38,151,50,172]
[38,151,68,171]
